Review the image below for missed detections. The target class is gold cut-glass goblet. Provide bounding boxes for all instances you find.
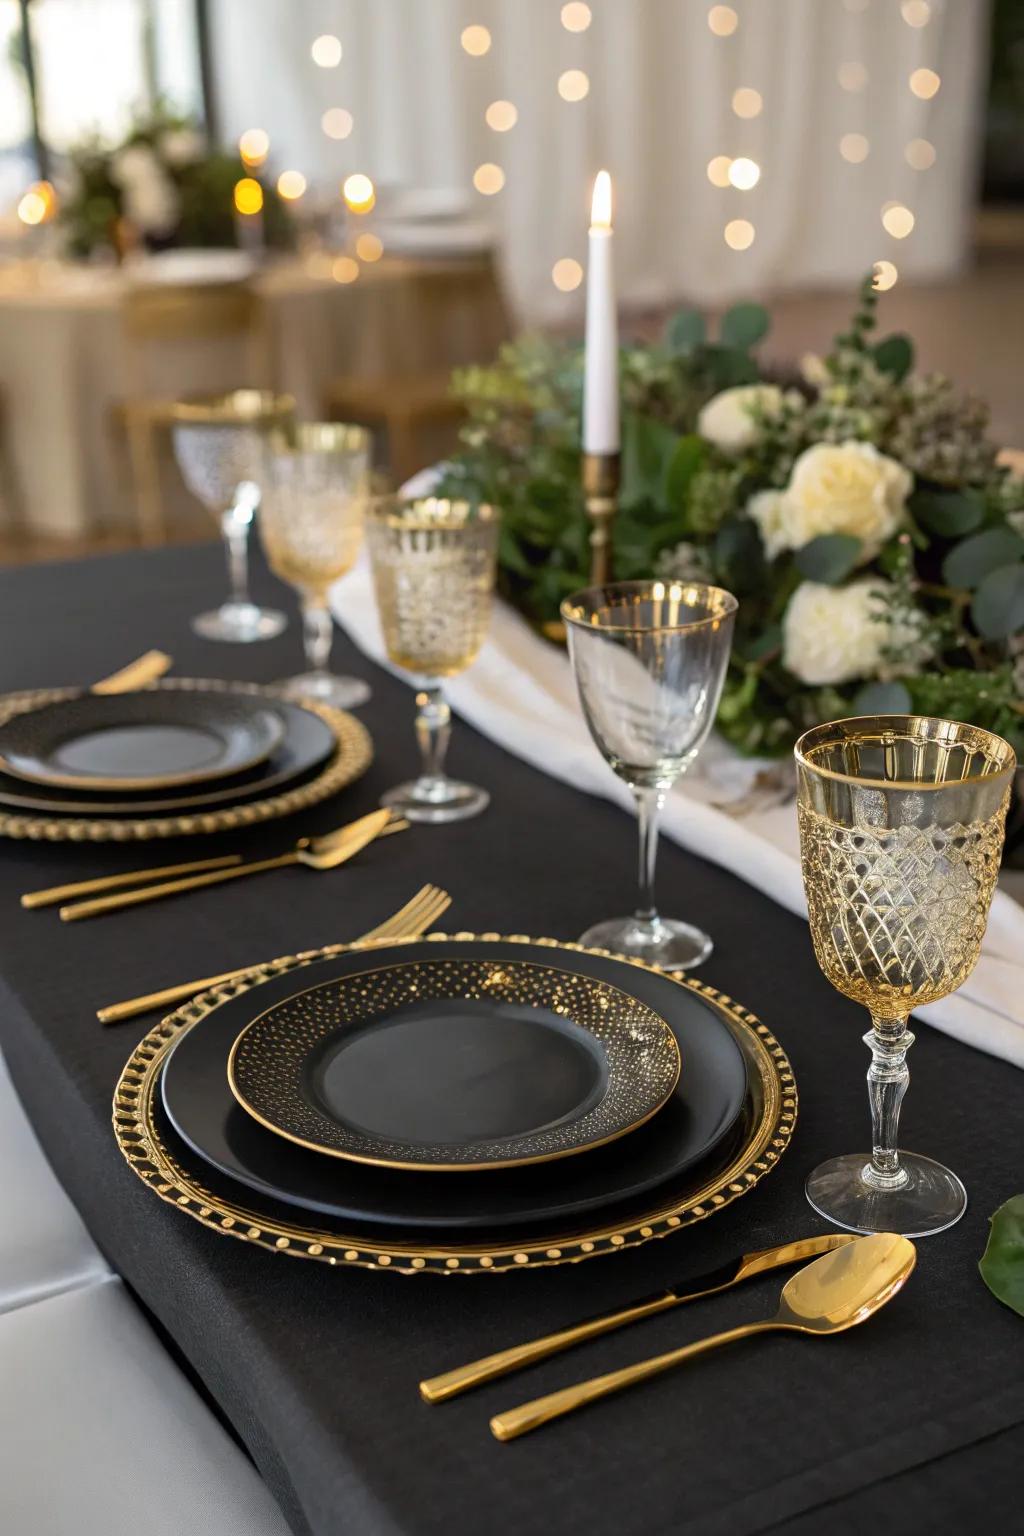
[172,390,294,643]
[796,713,1015,1236]
[260,423,372,710]
[365,496,499,823]
[561,581,737,972]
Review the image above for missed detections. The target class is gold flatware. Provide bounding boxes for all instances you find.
[91,651,173,694]
[490,1232,916,1442]
[96,883,451,1023]
[420,1233,855,1404]
[21,854,246,910]
[60,809,398,922]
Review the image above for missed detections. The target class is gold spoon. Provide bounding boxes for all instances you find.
[490,1232,916,1442]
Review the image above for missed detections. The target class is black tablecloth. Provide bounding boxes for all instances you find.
[1,544,1021,1536]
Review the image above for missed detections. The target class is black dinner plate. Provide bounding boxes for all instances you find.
[227,958,681,1170]
[0,689,285,791]
[161,941,748,1231]
[0,695,336,815]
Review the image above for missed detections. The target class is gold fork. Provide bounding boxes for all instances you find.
[91,651,173,694]
[60,809,400,922]
[95,883,451,1023]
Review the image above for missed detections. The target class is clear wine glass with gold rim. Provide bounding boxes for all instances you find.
[365,496,499,823]
[795,714,1016,1236]
[172,390,294,643]
[561,580,737,972]
[260,423,372,709]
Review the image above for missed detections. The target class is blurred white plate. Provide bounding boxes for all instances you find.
[126,249,256,286]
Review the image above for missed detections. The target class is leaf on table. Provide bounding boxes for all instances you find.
[979,1194,1024,1318]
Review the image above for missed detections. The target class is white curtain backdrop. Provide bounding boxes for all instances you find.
[210,0,989,324]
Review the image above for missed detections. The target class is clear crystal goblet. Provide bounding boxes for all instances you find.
[561,580,737,971]
[796,713,1015,1236]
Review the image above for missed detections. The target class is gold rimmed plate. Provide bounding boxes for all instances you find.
[0,689,285,792]
[226,957,682,1171]
[0,681,371,841]
[113,935,797,1273]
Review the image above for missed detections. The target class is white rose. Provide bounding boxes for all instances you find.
[783,578,924,686]
[781,440,911,559]
[698,384,786,453]
[748,489,789,560]
[158,128,203,167]
[800,353,829,388]
[122,169,180,235]
[110,144,160,187]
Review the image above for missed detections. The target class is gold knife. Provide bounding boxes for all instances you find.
[419,1234,855,1403]
[91,651,172,694]
[22,855,246,909]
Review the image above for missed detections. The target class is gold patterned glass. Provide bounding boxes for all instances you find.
[172,390,294,643]
[261,423,372,710]
[561,581,737,972]
[796,714,1015,1236]
[365,497,499,823]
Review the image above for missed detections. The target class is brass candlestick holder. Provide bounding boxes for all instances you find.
[582,451,621,587]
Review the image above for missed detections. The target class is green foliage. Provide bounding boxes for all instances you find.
[59,106,294,260]
[795,534,862,585]
[439,280,1024,756]
[979,1195,1024,1318]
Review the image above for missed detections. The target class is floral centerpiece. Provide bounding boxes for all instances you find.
[60,109,293,260]
[436,277,1024,760]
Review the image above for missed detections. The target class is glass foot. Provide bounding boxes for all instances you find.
[577,915,712,972]
[806,1151,967,1238]
[191,602,287,643]
[381,776,489,825]
[276,671,371,710]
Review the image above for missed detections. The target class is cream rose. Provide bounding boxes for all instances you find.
[781,441,911,558]
[697,384,787,453]
[782,577,924,686]
[748,489,789,560]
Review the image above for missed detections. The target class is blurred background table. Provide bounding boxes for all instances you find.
[0,250,509,542]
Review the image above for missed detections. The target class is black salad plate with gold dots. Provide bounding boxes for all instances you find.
[225,957,681,1171]
[160,941,748,1230]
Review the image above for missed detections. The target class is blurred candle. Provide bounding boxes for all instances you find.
[583,170,619,454]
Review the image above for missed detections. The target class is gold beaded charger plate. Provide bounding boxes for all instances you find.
[0,680,371,841]
[226,958,681,1171]
[113,936,796,1275]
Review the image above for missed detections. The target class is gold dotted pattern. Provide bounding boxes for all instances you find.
[231,958,680,1168]
[0,680,372,841]
[112,936,796,1275]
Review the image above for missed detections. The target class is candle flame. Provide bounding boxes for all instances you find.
[590,169,612,231]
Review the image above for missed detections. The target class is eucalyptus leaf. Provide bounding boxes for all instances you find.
[719,302,770,350]
[620,412,680,508]
[872,333,914,382]
[664,434,704,509]
[665,308,705,353]
[979,1194,1024,1318]
[942,528,1024,590]
[742,624,783,662]
[853,680,913,715]
[911,488,984,538]
[702,345,760,390]
[972,563,1024,639]
[795,534,863,584]
[714,517,764,593]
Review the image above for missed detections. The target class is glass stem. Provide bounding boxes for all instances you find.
[862,1014,914,1191]
[634,787,665,926]
[302,600,333,675]
[221,508,251,608]
[415,685,451,786]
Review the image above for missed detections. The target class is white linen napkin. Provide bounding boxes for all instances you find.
[332,561,1024,1069]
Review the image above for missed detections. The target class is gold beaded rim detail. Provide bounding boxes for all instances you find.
[0,680,372,841]
[112,935,796,1275]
